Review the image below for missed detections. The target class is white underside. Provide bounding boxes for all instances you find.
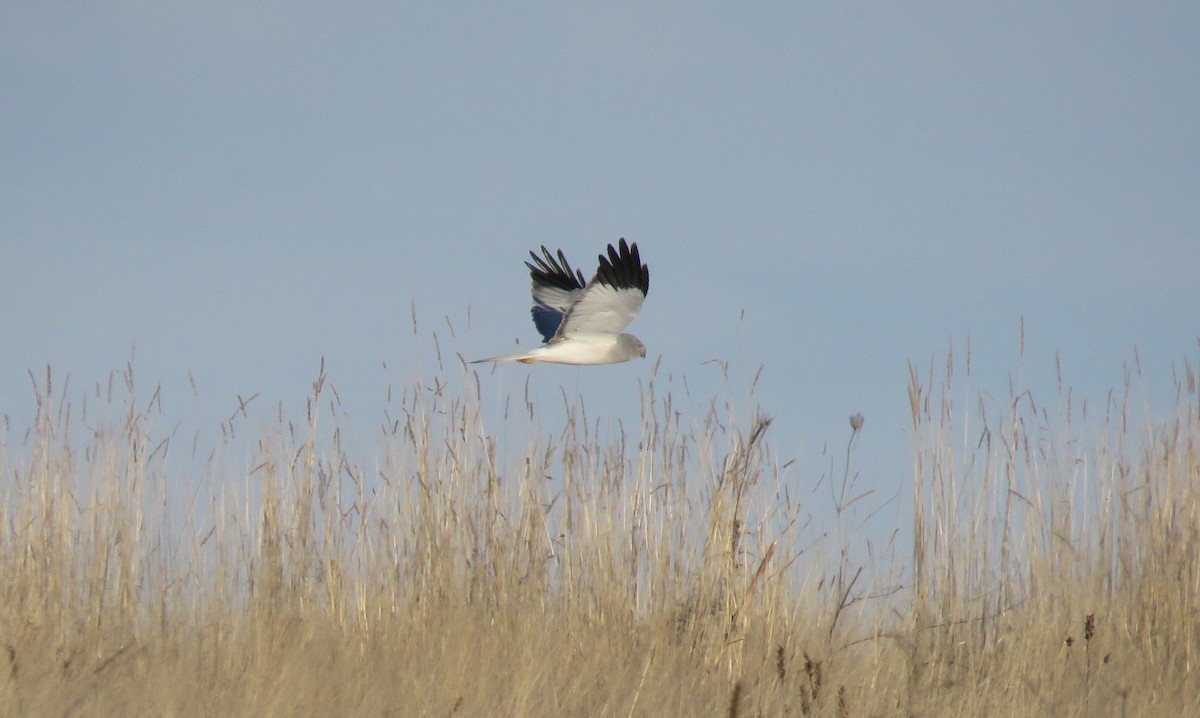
[473,333,638,365]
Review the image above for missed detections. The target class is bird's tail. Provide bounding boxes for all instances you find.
[469,350,541,364]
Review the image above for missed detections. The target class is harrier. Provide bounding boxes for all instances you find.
[472,238,649,365]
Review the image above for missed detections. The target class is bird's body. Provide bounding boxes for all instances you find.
[476,333,644,365]
[472,239,650,366]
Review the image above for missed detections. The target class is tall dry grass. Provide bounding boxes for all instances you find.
[0,341,1197,716]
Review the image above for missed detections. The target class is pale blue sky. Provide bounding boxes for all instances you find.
[2,4,1198,540]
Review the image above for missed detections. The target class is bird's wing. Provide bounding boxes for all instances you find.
[555,238,649,340]
[525,246,587,343]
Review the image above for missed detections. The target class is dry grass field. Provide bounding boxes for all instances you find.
[1,345,1197,717]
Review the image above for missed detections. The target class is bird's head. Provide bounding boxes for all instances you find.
[619,333,647,360]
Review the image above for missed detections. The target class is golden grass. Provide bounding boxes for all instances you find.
[0,344,1197,717]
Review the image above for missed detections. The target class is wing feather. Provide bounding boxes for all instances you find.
[525,246,587,343]
[555,238,649,340]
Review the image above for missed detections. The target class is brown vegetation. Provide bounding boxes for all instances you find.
[0,343,1197,716]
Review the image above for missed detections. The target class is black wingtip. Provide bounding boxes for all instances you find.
[596,237,649,296]
[525,245,587,291]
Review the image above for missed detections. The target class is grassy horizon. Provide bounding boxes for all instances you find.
[0,344,1197,716]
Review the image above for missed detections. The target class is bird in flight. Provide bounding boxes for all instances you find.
[472,238,650,365]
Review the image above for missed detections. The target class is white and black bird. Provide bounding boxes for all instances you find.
[472,238,650,365]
